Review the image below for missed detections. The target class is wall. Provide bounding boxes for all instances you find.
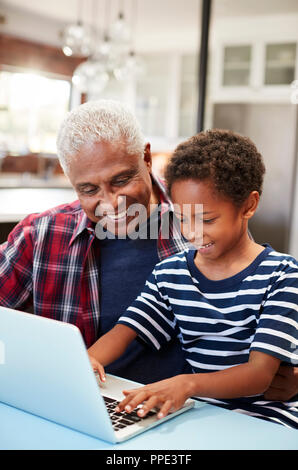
[0,34,84,77]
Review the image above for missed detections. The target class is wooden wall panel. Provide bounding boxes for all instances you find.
[0,33,85,77]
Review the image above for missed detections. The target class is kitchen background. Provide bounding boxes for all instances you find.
[0,0,297,257]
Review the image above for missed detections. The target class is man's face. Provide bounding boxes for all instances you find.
[68,140,153,236]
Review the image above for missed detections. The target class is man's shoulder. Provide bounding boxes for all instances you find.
[22,200,82,225]
[16,200,84,239]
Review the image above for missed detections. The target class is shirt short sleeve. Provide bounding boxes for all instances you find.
[117,269,179,351]
[250,258,298,365]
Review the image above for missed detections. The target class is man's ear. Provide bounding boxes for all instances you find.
[242,191,260,220]
[143,143,152,171]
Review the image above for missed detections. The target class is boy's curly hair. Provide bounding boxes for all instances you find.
[165,129,266,206]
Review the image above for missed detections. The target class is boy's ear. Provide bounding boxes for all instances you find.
[242,191,260,219]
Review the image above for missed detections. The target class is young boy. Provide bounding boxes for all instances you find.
[88,129,298,428]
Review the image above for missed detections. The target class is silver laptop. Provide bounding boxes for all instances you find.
[0,306,195,443]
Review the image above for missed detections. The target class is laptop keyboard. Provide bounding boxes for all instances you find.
[103,395,157,431]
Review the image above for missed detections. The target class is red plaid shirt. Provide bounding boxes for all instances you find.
[0,177,188,347]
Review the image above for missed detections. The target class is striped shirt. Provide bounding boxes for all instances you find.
[118,245,298,428]
[0,175,188,348]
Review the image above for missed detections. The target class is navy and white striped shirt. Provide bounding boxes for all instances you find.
[118,245,298,428]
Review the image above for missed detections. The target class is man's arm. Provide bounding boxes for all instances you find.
[0,217,34,308]
[264,365,298,401]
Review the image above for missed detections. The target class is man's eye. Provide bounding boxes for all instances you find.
[113,177,131,186]
[81,188,97,195]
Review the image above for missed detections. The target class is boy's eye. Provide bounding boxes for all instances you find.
[203,218,216,224]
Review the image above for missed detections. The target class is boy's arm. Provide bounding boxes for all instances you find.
[87,324,137,379]
[187,350,281,399]
[116,351,281,418]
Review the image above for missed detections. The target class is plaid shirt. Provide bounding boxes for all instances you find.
[0,177,188,347]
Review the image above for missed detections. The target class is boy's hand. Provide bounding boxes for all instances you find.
[88,353,106,383]
[116,375,192,419]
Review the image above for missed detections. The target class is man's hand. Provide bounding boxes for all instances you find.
[88,353,106,383]
[116,375,192,419]
[264,365,298,401]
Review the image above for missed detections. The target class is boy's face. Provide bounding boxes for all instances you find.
[171,178,249,262]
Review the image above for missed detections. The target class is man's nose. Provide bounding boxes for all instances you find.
[95,193,126,216]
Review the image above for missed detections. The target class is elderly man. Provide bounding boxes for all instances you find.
[0,100,297,399]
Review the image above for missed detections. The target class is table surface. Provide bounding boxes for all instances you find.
[0,399,297,450]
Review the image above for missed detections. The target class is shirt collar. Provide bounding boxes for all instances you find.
[69,208,95,247]
[152,173,173,214]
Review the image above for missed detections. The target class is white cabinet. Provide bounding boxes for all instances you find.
[264,42,296,85]
[222,45,252,87]
[213,40,298,103]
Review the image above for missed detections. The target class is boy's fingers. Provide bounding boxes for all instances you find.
[122,388,140,395]
[157,400,174,419]
[137,395,159,417]
[90,357,106,382]
[97,363,106,382]
[115,394,134,412]
[117,390,148,412]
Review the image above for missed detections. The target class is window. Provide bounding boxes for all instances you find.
[179,54,198,137]
[0,70,71,155]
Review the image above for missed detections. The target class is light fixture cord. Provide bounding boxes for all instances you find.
[77,0,84,25]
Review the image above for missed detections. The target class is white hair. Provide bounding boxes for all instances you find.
[56,99,145,174]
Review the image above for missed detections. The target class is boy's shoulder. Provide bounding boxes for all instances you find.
[154,249,190,271]
[263,246,298,271]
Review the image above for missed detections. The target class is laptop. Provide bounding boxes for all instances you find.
[0,306,195,443]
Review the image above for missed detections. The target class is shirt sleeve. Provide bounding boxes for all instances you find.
[250,259,298,365]
[117,268,178,351]
[0,216,34,309]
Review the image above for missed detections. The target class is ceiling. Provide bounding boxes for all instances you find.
[2,0,298,24]
[1,0,298,51]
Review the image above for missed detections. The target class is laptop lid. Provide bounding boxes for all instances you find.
[0,306,116,443]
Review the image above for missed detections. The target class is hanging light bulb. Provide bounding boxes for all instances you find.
[113,0,145,81]
[113,50,146,81]
[61,0,95,57]
[93,34,120,73]
[61,21,94,57]
[110,10,131,44]
[72,59,109,95]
